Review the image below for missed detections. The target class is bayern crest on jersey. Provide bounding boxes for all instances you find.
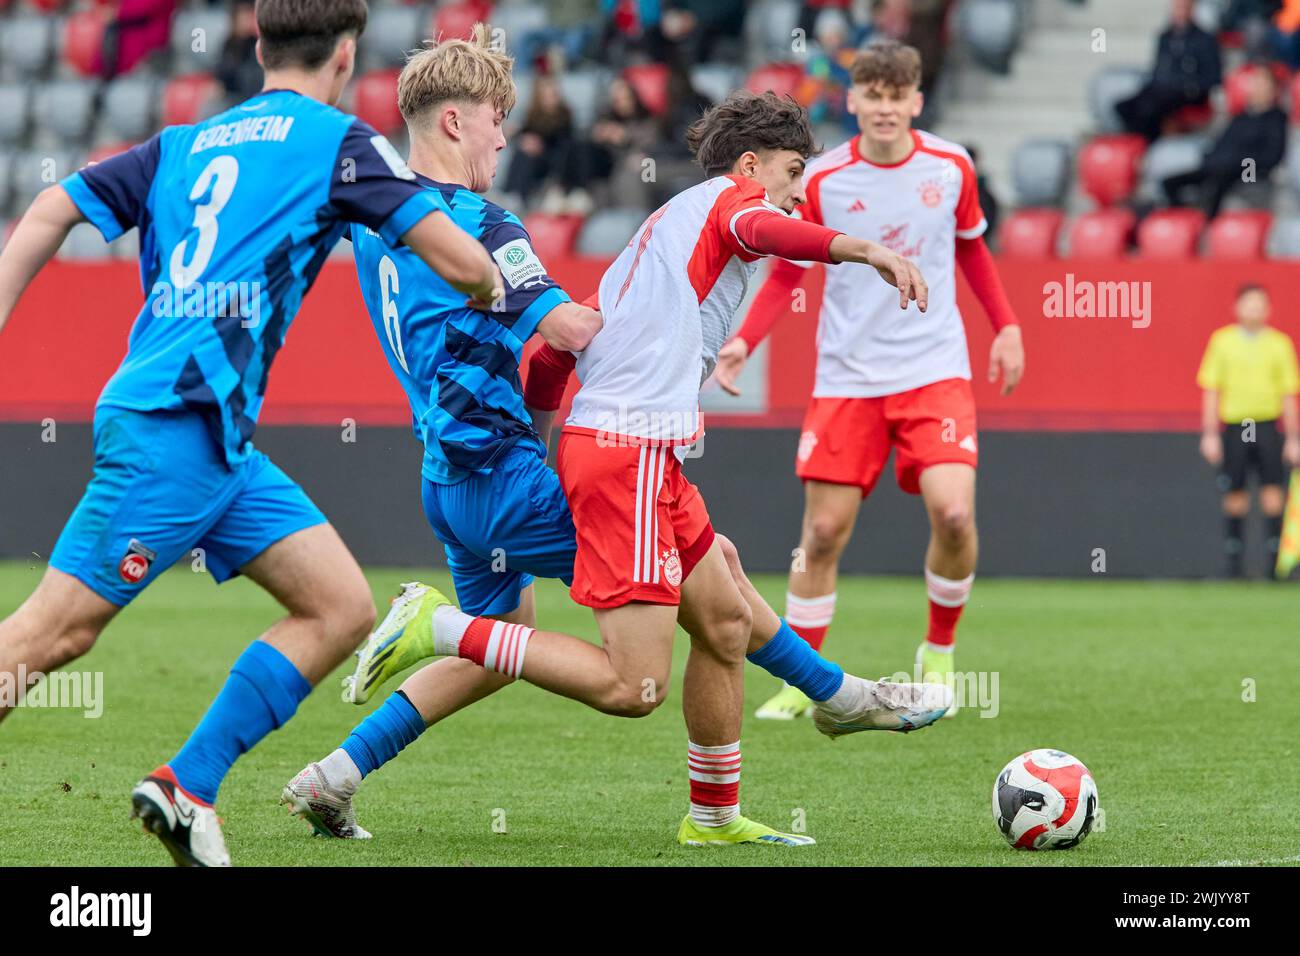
[992,748,1098,850]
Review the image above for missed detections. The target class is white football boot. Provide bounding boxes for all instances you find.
[812,675,953,738]
[131,767,231,867]
[280,762,372,839]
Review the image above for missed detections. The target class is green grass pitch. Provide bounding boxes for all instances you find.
[1,561,1296,867]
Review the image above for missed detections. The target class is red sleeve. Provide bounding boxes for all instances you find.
[734,258,810,353]
[955,236,1017,331]
[731,207,842,263]
[523,343,578,411]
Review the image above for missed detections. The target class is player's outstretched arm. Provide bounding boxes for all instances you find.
[536,301,603,353]
[400,211,504,308]
[827,234,928,313]
[0,186,86,337]
[524,342,579,447]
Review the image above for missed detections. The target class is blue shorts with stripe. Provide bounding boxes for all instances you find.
[50,408,326,606]
[421,444,576,617]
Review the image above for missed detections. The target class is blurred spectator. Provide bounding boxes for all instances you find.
[1116,0,1221,141]
[799,0,854,40]
[217,1,262,108]
[1224,0,1282,31]
[95,0,179,79]
[520,0,598,69]
[1268,0,1300,68]
[796,9,860,134]
[1161,66,1286,218]
[658,0,747,63]
[1197,284,1300,577]
[597,0,665,64]
[906,0,955,96]
[503,75,576,206]
[656,56,714,158]
[576,76,660,206]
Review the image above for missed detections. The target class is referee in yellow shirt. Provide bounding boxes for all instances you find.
[1198,284,1300,578]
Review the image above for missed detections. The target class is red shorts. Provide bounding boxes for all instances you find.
[795,377,979,496]
[557,431,716,609]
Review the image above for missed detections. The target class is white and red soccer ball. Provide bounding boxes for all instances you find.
[992,749,1098,850]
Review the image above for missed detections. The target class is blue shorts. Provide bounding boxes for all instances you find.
[50,408,327,606]
[422,445,577,616]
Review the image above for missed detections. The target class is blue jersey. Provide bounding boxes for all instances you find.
[61,89,443,467]
[351,175,570,485]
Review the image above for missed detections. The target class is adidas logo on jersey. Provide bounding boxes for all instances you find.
[846,199,867,213]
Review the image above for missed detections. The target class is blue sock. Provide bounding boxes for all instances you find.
[340,690,427,778]
[169,640,312,805]
[747,619,845,702]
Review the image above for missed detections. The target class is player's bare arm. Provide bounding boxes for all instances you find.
[1200,389,1223,466]
[536,300,604,352]
[0,185,86,335]
[1282,393,1300,468]
[400,210,503,308]
[989,324,1025,396]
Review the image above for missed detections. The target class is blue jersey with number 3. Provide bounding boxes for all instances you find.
[60,89,443,467]
[350,175,571,485]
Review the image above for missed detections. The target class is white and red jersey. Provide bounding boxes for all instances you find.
[794,129,987,398]
[565,175,785,447]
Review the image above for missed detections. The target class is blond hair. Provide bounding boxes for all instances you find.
[397,23,516,128]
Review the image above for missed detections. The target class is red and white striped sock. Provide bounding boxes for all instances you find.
[925,568,973,649]
[688,741,741,827]
[434,609,532,680]
[785,591,836,651]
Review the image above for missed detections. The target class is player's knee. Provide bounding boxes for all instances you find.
[50,620,102,668]
[315,582,376,649]
[803,514,852,561]
[934,503,974,544]
[601,678,667,718]
[696,598,751,663]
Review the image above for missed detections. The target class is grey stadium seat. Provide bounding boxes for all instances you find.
[576,208,645,256]
[58,222,112,261]
[1139,134,1209,200]
[102,76,160,143]
[744,0,801,63]
[1267,216,1300,258]
[557,70,607,131]
[690,64,742,108]
[1011,139,1072,207]
[171,8,231,74]
[0,16,55,79]
[360,5,423,70]
[11,149,83,208]
[35,80,100,146]
[959,0,1023,74]
[0,84,32,145]
[1089,65,1147,134]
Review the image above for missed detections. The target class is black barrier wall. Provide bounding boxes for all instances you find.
[0,423,1263,579]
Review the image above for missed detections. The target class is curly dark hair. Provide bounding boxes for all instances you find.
[685,90,819,177]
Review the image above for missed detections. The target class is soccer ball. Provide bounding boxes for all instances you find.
[992,749,1098,850]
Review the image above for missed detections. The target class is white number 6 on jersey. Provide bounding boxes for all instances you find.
[378,254,408,374]
[169,154,239,289]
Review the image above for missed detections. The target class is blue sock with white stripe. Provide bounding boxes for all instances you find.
[340,690,427,778]
[746,619,845,702]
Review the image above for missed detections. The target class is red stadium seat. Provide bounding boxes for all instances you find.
[1136,207,1206,259]
[1077,134,1146,208]
[162,74,218,127]
[998,208,1064,258]
[1203,209,1273,260]
[522,212,585,262]
[622,63,670,117]
[63,9,105,78]
[352,69,402,137]
[744,63,803,99]
[1067,208,1136,259]
[431,0,492,42]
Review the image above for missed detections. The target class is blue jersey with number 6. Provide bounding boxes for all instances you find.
[350,175,571,485]
[60,89,443,467]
